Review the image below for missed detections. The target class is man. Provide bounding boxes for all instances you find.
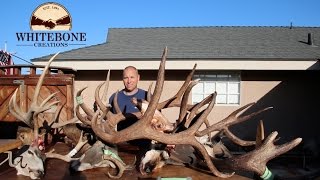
[109,66,147,132]
[109,65,173,159]
[109,66,149,147]
[109,66,147,116]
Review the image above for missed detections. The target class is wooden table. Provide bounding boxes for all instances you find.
[1,140,319,179]
[0,139,22,154]
[0,142,252,179]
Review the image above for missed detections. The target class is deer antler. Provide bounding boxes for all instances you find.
[102,153,133,179]
[75,87,95,118]
[75,69,130,129]
[9,52,60,141]
[95,70,111,112]
[45,130,88,162]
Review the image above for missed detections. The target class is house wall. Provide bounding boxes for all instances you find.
[74,69,320,153]
[237,70,320,150]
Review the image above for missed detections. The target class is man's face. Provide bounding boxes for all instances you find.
[123,67,140,92]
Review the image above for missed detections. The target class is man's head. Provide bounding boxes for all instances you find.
[122,66,140,93]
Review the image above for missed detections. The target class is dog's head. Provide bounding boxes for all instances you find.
[139,149,169,175]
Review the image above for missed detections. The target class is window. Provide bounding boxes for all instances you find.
[192,73,240,105]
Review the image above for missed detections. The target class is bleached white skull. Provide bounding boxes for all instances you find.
[14,145,45,179]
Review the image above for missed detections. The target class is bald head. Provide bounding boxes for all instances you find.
[123,66,139,77]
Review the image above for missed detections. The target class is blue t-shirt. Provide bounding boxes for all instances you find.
[109,88,150,146]
[109,88,147,114]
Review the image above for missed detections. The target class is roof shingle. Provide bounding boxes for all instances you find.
[32,26,320,61]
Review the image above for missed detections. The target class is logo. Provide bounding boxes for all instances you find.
[16,2,86,48]
[30,2,72,31]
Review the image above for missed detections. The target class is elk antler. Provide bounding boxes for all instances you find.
[82,47,302,178]
[88,47,234,178]
[256,120,265,148]
[219,131,302,176]
[156,63,197,110]
[197,103,273,146]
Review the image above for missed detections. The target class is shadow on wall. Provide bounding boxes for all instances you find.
[229,70,320,155]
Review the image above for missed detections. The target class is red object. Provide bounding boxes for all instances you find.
[0,50,14,75]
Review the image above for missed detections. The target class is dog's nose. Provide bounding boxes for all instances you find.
[145,167,152,173]
[39,170,44,176]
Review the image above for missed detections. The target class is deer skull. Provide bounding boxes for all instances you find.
[13,145,45,179]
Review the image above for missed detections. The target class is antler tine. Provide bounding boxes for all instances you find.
[270,134,302,159]
[103,90,128,130]
[75,104,92,126]
[236,106,273,125]
[76,86,94,117]
[50,117,80,129]
[182,92,216,131]
[35,93,60,122]
[9,89,31,126]
[190,137,235,178]
[32,52,59,106]
[102,69,110,103]
[52,104,64,124]
[198,103,273,136]
[225,106,271,146]
[194,103,273,147]
[32,99,61,138]
[39,92,59,107]
[95,82,111,116]
[142,47,167,121]
[80,82,126,131]
[177,79,200,124]
[147,82,153,102]
[95,69,111,116]
[49,104,81,128]
[187,92,217,134]
[112,91,122,114]
[157,63,197,110]
[92,110,114,141]
[36,100,60,116]
[32,114,41,144]
[256,120,265,148]
[104,156,126,179]
[223,128,256,146]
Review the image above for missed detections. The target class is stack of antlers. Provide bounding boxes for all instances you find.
[9,47,302,179]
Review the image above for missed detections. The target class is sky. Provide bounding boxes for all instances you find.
[1,0,320,65]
